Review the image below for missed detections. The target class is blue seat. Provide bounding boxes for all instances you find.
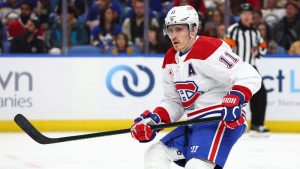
[68,45,100,54]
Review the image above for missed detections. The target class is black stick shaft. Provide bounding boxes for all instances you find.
[14,114,221,144]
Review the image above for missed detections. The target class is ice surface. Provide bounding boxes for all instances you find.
[0,132,299,169]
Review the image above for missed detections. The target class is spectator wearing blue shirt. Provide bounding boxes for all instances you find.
[0,0,30,9]
[91,7,121,53]
[117,0,134,24]
[85,0,122,31]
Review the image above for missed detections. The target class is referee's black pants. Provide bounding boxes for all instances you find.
[250,67,267,126]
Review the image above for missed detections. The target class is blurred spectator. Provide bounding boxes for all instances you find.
[107,32,138,54]
[257,22,285,54]
[246,0,262,9]
[7,1,44,41]
[173,0,207,14]
[252,8,263,28]
[173,0,206,34]
[50,0,88,25]
[161,0,173,15]
[0,0,21,25]
[217,1,225,15]
[216,24,225,39]
[4,11,19,26]
[9,17,47,53]
[74,0,87,24]
[204,9,224,37]
[272,1,300,51]
[85,0,95,9]
[117,0,133,24]
[49,5,89,48]
[288,37,300,54]
[230,0,244,23]
[35,0,51,25]
[91,7,121,53]
[261,0,286,28]
[0,11,19,52]
[149,0,164,20]
[0,0,23,9]
[122,0,159,50]
[0,19,3,52]
[147,26,171,54]
[251,8,280,54]
[85,0,121,31]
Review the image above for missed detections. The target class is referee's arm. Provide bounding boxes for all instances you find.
[256,30,267,57]
[224,24,237,50]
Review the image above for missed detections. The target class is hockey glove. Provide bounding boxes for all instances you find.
[221,90,246,129]
[130,110,161,143]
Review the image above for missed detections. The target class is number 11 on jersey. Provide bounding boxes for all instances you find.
[219,52,239,69]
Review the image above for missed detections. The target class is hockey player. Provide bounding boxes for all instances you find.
[130,5,262,169]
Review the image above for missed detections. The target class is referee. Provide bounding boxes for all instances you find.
[225,3,269,135]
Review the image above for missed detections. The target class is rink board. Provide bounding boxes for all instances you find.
[0,55,300,132]
[1,119,300,133]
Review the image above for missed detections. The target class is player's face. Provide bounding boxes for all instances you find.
[167,24,191,51]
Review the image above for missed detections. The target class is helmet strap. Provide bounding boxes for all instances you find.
[180,26,196,54]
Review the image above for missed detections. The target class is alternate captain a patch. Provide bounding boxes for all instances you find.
[188,63,197,77]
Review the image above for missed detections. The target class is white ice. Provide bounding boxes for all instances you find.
[0,132,300,169]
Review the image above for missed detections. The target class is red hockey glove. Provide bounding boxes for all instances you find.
[130,110,161,142]
[221,90,246,129]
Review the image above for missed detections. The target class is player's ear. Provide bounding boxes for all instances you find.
[191,26,197,37]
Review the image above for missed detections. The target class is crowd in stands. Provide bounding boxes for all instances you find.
[0,0,299,54]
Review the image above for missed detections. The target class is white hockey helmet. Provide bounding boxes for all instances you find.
[164,5,199,36]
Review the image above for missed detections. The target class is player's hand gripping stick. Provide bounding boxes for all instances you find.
[221,90,246,129]
[130,110,161,142]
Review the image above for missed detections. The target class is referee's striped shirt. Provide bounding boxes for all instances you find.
[225,23,267,66]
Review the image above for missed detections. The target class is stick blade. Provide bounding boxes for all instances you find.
[14,114,55,144]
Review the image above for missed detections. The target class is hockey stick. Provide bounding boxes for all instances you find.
[14,114,221,144]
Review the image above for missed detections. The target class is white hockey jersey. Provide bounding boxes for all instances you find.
[153,36,262,123]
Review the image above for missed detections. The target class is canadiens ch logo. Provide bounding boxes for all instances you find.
[175,81,204,109]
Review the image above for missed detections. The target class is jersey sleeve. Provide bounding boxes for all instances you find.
[256,29,267,57]
[153,68,185,123]
[199,42,262,102]
[224,24,237,49]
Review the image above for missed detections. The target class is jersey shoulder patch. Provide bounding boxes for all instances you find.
[162,47,177,68]
[184,36,223,61]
